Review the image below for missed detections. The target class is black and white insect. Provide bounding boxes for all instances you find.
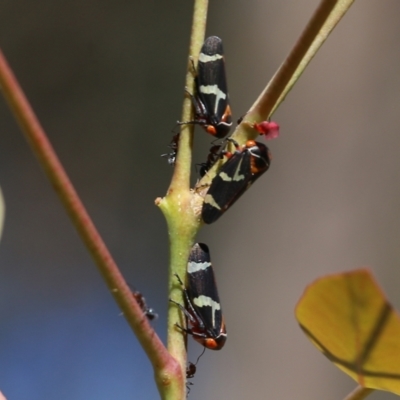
[201,140,271,224]
[131,290,158,321]
[171,243,227,350]
[181,36,232,138]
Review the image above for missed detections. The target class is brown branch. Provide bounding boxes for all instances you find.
[343,386,374,400]
[246,0,340,122]
[0,48,177,396]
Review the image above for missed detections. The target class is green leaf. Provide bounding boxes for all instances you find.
[296,269,400,396]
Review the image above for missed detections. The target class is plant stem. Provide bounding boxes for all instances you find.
[198,0,355,188]
[0,48,176,397]
[231,0,356,146]
[156,0,208,397]
[246,0,340,121]
[0,186,4,242]
[343,386,374,400]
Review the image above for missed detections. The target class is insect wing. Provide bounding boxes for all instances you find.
[196,36,232,138]
[202,142,270,224]
[197,39,227,117]
[187,243,223,338]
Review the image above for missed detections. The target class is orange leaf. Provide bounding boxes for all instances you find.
[296,269,400,395]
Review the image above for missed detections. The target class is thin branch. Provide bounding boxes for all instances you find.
[167,1,209,193]
[0,48,176,396]
[246,0,340,122]
[157,0,209,398]
[343,386,374,400]
[197,0,355,189]
[0,186,4,243]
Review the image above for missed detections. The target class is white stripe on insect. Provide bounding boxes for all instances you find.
[199,84,226,114]
[199,53,223,63]
[193,295,220,327]
[219,158,245,182]
[188,261,211,273]
[204,194,221,209]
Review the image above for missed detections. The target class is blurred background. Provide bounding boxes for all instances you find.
[1,0,400,399]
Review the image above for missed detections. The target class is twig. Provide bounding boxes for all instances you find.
[0,48,176,398]
[198,0,355,188]
[343,386,374,400]
[0,186,4,242]
[245,0,340,124]
[156,0,209,398]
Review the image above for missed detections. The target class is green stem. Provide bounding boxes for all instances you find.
[156,0,209,398]
[197,0,354,189]
[244,0,341,125]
